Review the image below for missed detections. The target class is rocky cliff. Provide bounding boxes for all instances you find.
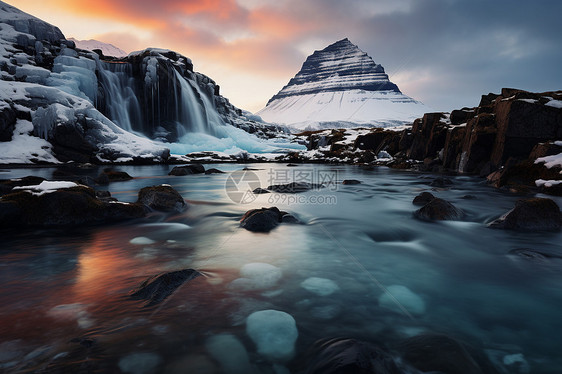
[293,88,562,195]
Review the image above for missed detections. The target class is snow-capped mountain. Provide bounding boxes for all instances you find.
[69,37,127,58]
[258,38,431,131]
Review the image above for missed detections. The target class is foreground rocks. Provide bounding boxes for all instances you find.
[0,182,146,227]
[300,337,402,374]
[0,179,188,228]
[395,333,499,374]
[130,269,201,306]
[488,198,561,231]
[240,207,297,232]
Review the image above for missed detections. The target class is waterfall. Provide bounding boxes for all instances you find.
[97,62,142,133]
[96,58,224,141]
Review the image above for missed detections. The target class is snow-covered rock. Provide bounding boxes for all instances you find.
[378,285,426,315]
[258,38,430,131]
[0,1,64,43]
[69,37,127,58]
[246,309,298,362]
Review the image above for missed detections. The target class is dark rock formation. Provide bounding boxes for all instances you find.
[137,185,187,212]
[300,338,403,374]
[252,187,270,194]
[0,184,145,227]
[204,168,224,174]
[130,269,201,306]
[395,333,498,374]
[414,198,464,221]
[412,191,435,206]
[488,198,561,231]
[342,179,361,185]
[267,182,323,193]
[168,164,206,176]
[240,207,295,232]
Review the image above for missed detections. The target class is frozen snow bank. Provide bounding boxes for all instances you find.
[246,309,298,362]
[378,285,426,315]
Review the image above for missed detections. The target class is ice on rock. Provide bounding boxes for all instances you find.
[229,263,282,291]
[118,352,162,374]
[378,285,426,315]
[246,310,298,363]
[205,334,256,374]
[300,277,339,296]
[130,237,156,245]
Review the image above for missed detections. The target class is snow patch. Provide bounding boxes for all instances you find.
[13,180,78,196]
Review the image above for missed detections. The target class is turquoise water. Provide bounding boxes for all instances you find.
[0,164,561,373]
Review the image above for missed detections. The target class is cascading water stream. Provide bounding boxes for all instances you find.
[97,61,142,133]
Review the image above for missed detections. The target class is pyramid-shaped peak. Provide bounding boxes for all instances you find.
[266,39,399,105]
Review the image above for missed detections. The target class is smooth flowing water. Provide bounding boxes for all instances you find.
[1,164,561,373]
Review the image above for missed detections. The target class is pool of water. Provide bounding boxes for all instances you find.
[1,164,561,373]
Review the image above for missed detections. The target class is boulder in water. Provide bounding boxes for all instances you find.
[205,168,225,174]
[137,184,187,212]
[0,182,145,227]
[342,179,361,185]
[130,269,201,306]
[414,198,464,221]
[240,207,285,232]
[266,182,323,193]
[168,164,206,176]
[412,191,435,206]
[488,198,561,231]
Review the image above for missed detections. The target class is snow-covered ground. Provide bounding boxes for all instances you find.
[258,89,430,132]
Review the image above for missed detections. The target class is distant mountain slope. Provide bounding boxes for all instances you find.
[69,37,127,58]
[258,38,431,131]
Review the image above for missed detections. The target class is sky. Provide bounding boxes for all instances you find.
[7,0,562,113]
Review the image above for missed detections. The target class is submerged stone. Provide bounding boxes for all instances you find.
[246,309,298,362]
[118,352,161,374]
[378,285,426,315]
[240,207,283,232]
[300,277,339,296]
[302,337,402,374]
[130,269,201,306]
